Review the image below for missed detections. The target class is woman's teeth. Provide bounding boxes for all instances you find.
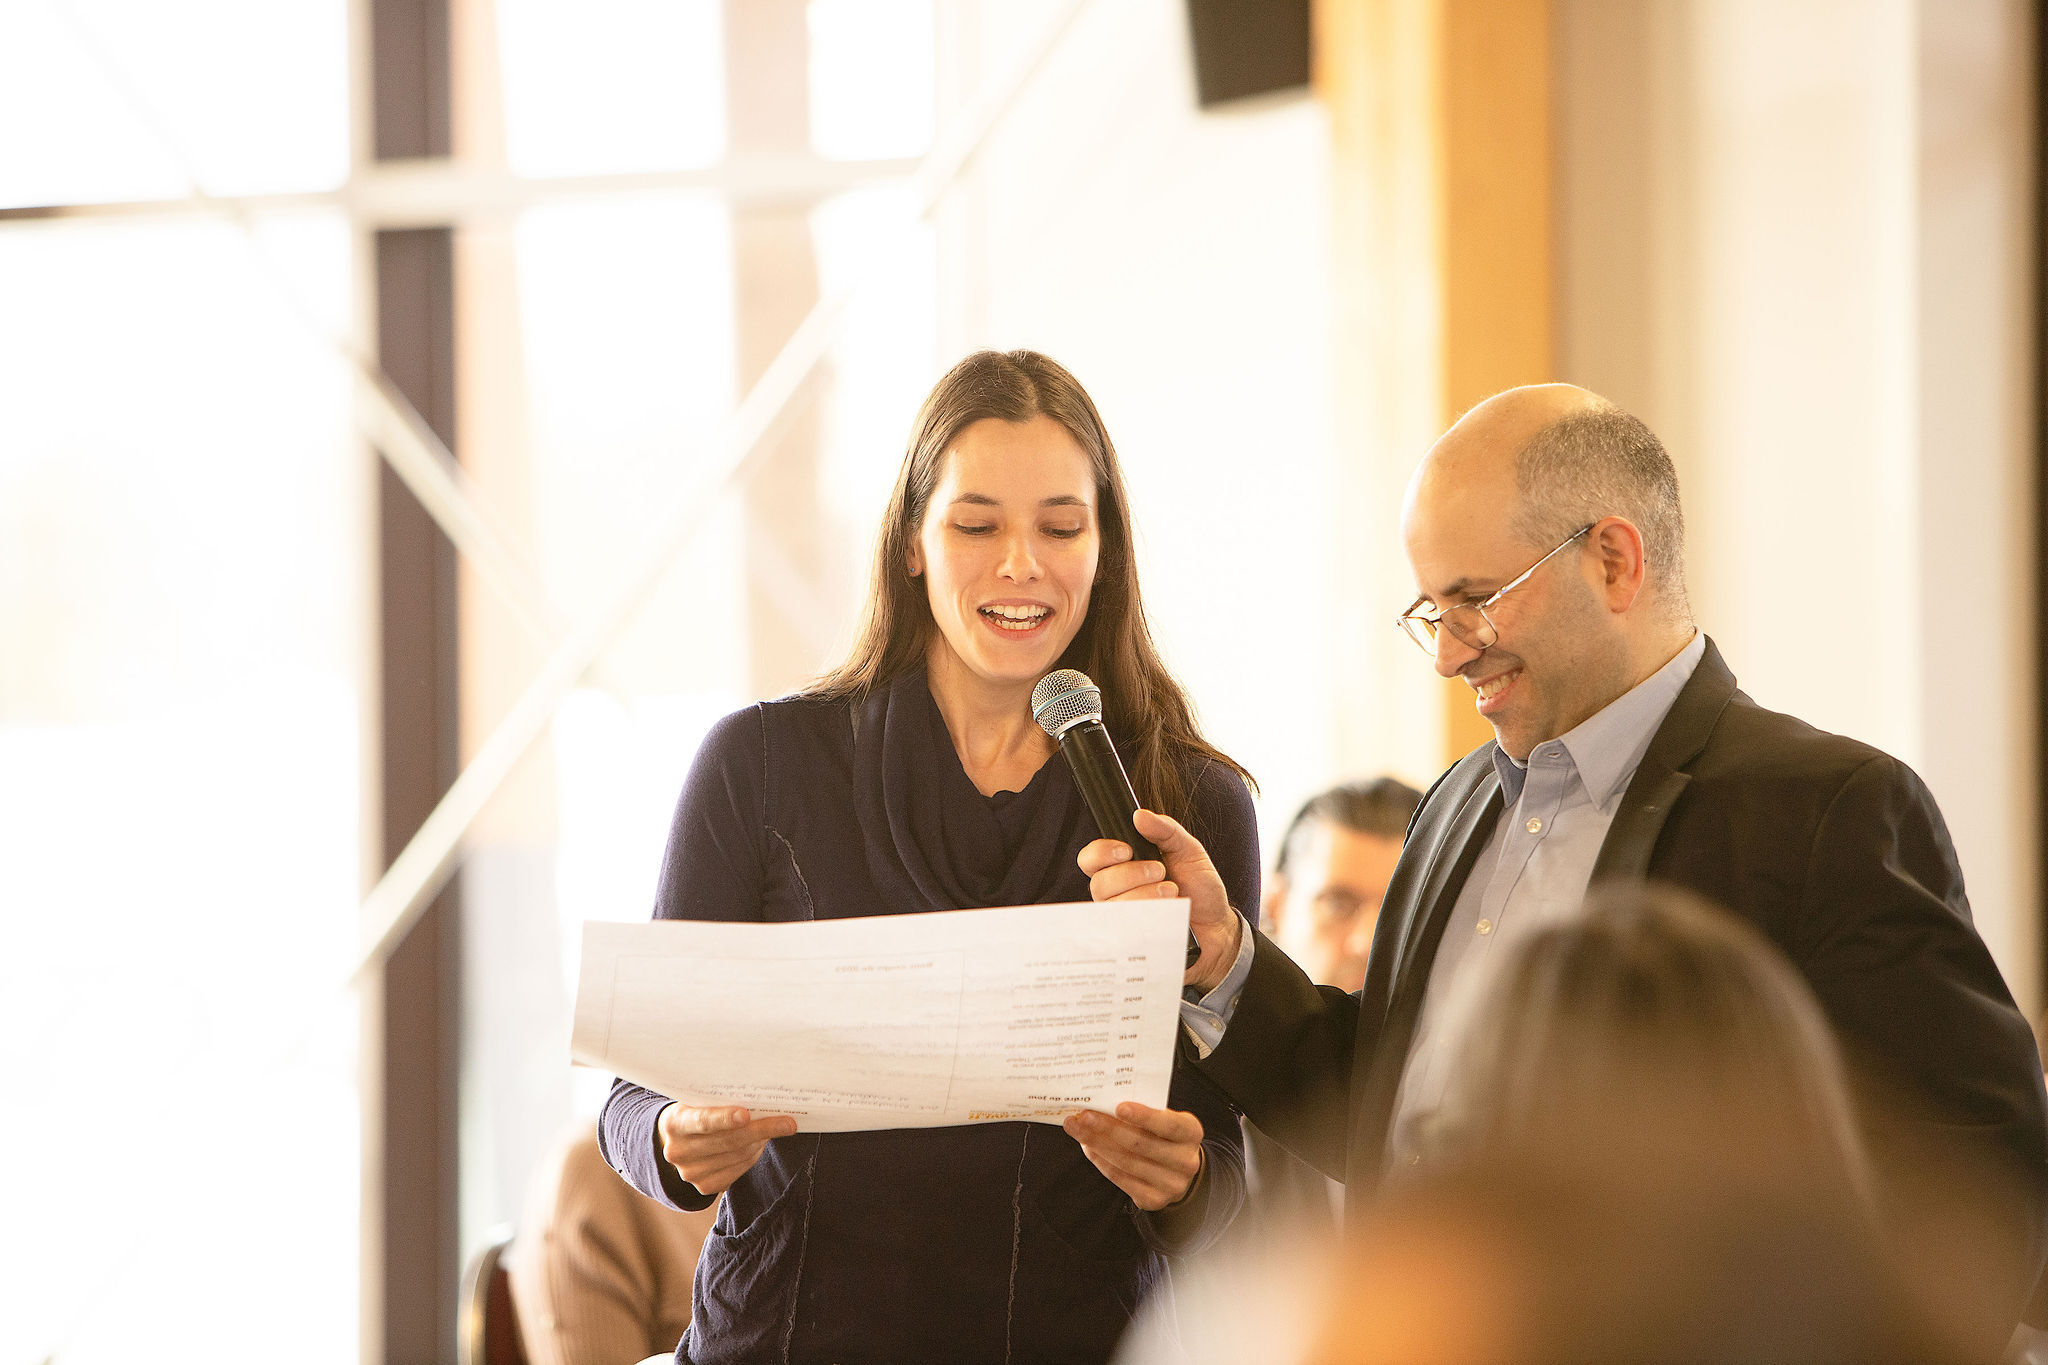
[980,605,1049,631]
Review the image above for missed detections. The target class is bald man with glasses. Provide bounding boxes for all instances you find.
[1074,385,2048,1345]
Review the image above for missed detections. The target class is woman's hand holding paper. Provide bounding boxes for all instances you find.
[655,1104,797,1196]
[1062,1102,1205,1211]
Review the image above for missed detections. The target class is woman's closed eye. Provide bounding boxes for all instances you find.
[1043,524,1085,540]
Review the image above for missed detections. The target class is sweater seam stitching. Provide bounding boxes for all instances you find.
[767,827,817,921]
[778,1153,818,1364]
[1004,1126,1029,1364]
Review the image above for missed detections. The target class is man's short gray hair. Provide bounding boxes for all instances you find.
[1510,404,1689,619]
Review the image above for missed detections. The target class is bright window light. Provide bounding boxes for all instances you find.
[811,186,936,547]
[0,212,361,1365]
[551,688,739,1035]
[505,191,749,907]
[807,0,935,162]
[0,0,347,207]
[498,0,726,177]
[509,192,740,648]
[491,193,748,1114]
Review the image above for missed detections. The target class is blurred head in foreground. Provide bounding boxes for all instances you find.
[1302,1164,1982,1365]
[1263,777,1421,992]
[1286,883,1984,1365]
[1425,881,1873,1209]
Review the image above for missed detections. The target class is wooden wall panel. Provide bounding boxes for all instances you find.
[1315,0,1553,767]
[368,4,460,1362]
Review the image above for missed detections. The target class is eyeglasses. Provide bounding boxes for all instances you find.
[1395,524,1595,655]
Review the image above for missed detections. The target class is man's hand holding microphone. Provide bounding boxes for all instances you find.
[1078,806,1241,994]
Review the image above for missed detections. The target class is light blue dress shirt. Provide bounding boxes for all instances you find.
[1179,635,1706,1148]
[1383,631,1704,1165]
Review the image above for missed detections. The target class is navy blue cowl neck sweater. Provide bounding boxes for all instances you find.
[598,669,1259,1365]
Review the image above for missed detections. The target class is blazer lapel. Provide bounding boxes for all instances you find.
[1386,766,1505,998]
[1349,762,1503,1186]
[1590,635,1739,883]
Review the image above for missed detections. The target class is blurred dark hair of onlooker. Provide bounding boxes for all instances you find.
[1301,1162,1985,1365]
[1290,882,1996,1365]
[1423,881,1874,1211]
[1262,776,1422,993]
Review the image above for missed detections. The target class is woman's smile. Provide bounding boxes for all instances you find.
[978,600,1054,634]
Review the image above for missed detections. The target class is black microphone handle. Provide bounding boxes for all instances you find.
[1057,720,1199,968]
[1060,722,1159,860]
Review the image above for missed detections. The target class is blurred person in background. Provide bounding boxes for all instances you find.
[1264,778,1421,997]
[596,350,1256,1365]
[1081,383,2048,1349]
[511,1127,718,1365]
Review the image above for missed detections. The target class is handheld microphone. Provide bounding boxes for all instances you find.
[1032,669,1201,969]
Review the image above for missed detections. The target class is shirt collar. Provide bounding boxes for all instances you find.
[1489,632,1706,810]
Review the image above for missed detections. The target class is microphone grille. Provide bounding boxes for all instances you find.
[1031,669,1102,739]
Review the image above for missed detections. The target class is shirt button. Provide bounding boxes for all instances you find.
[1477,919,1494,935]
[1525,817,1543,834]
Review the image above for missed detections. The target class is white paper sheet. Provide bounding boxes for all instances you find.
[571,900,1190,1132]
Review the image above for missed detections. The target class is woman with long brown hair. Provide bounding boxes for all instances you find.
[598,350,1259,1364]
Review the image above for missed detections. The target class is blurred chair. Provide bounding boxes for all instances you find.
[460,1228,528,1365]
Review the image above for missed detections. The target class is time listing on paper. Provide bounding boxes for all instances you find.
[571,900,1189,1132]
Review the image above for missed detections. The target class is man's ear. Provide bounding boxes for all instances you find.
[1592,516,1649,613]
[1260,877,1288,935]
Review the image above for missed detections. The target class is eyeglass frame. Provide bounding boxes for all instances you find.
[1394,523,1597,655]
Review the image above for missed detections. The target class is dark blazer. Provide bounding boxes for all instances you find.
[1199,637,2048,1309]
